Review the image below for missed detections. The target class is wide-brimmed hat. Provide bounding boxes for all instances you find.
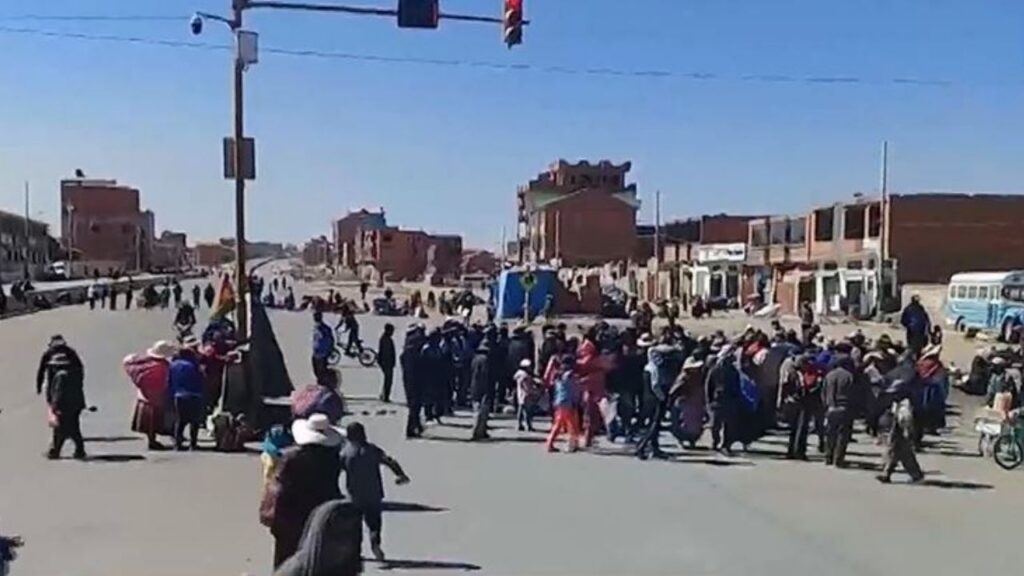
[636,333,655,348]
[147,340,179,359]
[991,356,1007,366]
[519,358,532,369]
[291,414,345,448]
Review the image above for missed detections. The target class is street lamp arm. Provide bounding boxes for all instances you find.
[195,11,238,27]
[246,1,397,16]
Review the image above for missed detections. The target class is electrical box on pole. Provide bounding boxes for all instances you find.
[398,0,439,29]
[503,0,523,48]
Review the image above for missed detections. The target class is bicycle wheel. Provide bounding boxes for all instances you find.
[358,347,378,368]
[326,348,341,367]
[993,434,1024,470]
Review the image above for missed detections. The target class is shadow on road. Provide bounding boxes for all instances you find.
[381,501,447,513]
[916,478,994,491]
[420,435,546,445]
[378,558,481,571]
[83,435,138,443]
[590,448,755,467]
[84,454,146,463]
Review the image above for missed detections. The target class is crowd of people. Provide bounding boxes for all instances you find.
[376,302,952,484]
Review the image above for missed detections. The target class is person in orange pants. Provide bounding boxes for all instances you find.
[546,354,582,453]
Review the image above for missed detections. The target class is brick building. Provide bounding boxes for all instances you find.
[747,193,1024,316]
[0,211,55,282]
[193,242,235,268]
[302,236,333,267]
[462,249,499,276]
[333,209,387,269]
[355,227,462,282]
[516,159,640,267]
[61,178,154,272]
[151,231,189,271]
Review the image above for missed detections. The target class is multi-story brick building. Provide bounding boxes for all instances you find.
[355,227,462,282]
[150,231,189,271]
[333,209,387,269]
[747,193,1024,316]
[302,236,333,267]
[193,242,235,268]
[0,210,55,282]
[516,159,640,267]
[60,178,154,272]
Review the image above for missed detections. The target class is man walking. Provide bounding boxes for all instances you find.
[470,339,493,441]
[706,345,741,455]
[900,295,931,358]
[37,335,87,460]
[823,346,857,467]
[192,284,201,308]
[401,326,426,438]
[377,323,396,403]
[800,301,815,346]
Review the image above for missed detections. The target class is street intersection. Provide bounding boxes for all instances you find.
[0,285,1019,576]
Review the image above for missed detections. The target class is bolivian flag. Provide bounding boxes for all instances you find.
[211,274,237,320]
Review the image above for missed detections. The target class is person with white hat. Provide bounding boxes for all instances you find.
[513,358,541,431]
[124,340,179,450]
[263,414,345,568]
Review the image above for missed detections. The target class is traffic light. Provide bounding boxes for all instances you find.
[398,0,439,29]
[503,0,523,48]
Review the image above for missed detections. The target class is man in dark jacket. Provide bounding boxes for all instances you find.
[800,301,815,346]
[377,323,396,403]
[506,326,534,389]
[706,347,741,455]
[38,338,87,459]
[538,327,561,375]
[400,326,425,438]
[900,295,931,357]
[470,341,493,441]
[823,348,857,467]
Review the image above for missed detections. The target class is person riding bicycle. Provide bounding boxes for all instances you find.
[174,301,197,335]
[336,305,362,356]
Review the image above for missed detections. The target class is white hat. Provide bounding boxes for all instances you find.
[519,358,532,369]
[147,340,179,359]
[636,333,655,348]
[991,356,1007,366]
[180,335,201,349]
[291,414,345,448]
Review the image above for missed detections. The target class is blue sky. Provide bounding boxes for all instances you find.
[0,0,1022,249]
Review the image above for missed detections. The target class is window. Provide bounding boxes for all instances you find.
[1002,286,1024,302]
[750,223,767,247]
[788,218,806,245]
[824,261,838,271]
[955,285,967,299]
[814,208,834,241]
[382,234,393,243]
[967,285,979,299]
[844,205,866,239]
[769,222,787,245]
[978,286,989,300]
[868,204,882,237]
[848,260,863,270]
[948,285,957,299]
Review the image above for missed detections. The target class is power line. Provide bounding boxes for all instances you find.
[0,15,185,22]
[0,24,967,88]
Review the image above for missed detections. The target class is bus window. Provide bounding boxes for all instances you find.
[948,284,957,299]
[956,285,967,299]
[967,285,978,299]
[992,285,1002,301]
[978,286,989,300]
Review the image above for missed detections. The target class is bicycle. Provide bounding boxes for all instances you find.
[327,330,377,368]
[993,411,1024,470]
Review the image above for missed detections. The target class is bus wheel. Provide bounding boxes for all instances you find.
[955,317,966,333]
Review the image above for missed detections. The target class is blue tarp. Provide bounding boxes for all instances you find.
[496,268,557,319]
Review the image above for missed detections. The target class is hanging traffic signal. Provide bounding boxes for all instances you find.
[398,0,439,29]
[503,0,523,48]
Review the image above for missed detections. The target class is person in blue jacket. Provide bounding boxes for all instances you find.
[312,310,336,383]
[169,337,206,451]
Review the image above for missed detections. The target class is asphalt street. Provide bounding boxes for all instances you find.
[0,286,1020,576]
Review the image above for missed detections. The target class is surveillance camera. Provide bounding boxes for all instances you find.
[190,13,204,35]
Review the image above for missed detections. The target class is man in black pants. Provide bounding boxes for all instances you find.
[377,323,396,403]
[37,335,87,459]
[401,325,425,438]
[169,339,206,451]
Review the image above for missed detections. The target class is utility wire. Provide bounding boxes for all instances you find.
[0,24,963,88]
[0,15,186,22]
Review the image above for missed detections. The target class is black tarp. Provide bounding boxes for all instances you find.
[223,301,294,427]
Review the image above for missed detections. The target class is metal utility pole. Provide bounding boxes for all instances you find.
[876,141,889,318]
[22,182,30,280]
[232,1,249,341]
[654,189,661,263]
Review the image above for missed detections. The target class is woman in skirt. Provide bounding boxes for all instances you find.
[124,340,178,450]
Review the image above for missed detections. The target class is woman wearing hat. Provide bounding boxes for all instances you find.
[261,414,345,568]
[124,341,178,450]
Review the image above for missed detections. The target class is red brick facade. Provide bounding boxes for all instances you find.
[61,179,152,270]
[356,228,463,281]
[333,209,386,269]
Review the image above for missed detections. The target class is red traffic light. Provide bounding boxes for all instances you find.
[503,0,523,48]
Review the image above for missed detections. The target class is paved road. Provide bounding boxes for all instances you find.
[0,292,1019,576]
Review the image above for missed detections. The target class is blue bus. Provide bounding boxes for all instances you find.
[945,271,1024,340]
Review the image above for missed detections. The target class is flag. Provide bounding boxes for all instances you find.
[211,274,236,320]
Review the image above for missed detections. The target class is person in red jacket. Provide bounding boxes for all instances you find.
[576,330,614,448]
[124,340,178,450]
